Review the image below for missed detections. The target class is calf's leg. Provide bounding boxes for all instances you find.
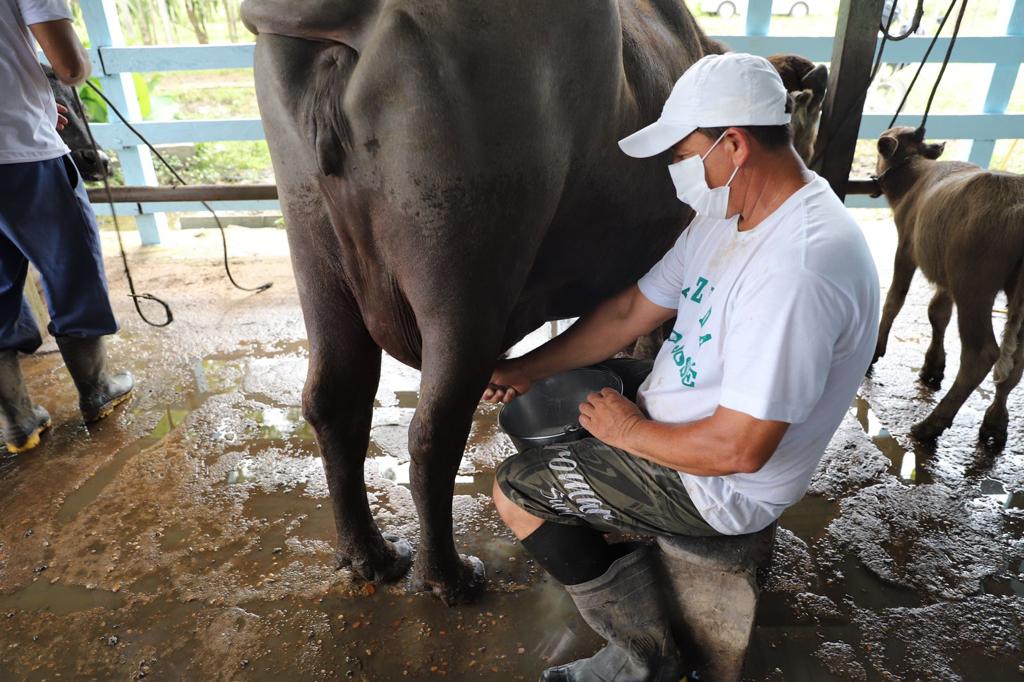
[873,246,917,367]
[920,289,953,388]
[912,291,999,441]
[980,322,1024,450]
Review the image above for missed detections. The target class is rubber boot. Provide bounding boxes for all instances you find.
[0,350,51,454]
[541,546,684,682]
[55,336,134,423]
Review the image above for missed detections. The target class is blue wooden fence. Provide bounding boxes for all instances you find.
[76,0,1024,242]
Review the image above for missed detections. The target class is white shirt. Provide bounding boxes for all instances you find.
[636,173,879,535]
[0,0,73,164]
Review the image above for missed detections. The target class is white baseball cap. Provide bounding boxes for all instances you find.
[618,53,791,158]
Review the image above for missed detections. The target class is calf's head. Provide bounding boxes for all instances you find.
[767,54,827,163]
[875,126,945,175]
[871,126,946,199]
[44,65,111,181]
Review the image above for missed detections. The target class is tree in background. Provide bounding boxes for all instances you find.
[104,0,243,46]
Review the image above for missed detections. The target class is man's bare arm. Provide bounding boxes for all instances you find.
[484,285,676,402]
[622,405,788,475]
[578,390,789,475]
[31,19,91,85]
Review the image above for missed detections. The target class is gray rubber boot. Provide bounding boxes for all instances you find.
[0,350,51,454]
[541,545,685,682]
[55,336,134,423]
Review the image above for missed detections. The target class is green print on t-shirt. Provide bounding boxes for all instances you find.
[668,276,716,388]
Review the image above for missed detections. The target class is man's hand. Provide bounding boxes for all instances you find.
[578,388,645,449]
[482,359,534,404]
[56,103,69,131]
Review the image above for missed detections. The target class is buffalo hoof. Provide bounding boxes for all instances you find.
[918,366,944,389]
[335,533,413,584]
[410,554,486,606]
[910,415,948,442]
[979,406,1008,451]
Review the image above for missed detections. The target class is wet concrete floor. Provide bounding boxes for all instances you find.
[0,221,1020,681]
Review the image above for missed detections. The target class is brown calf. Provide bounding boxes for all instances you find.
[872,126,1024,449]
[767,53,827,163]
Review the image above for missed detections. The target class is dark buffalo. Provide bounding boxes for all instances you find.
[240,0,736,604]
[43,64,111,181]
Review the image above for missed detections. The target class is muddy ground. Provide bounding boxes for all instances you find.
[0,217,1020,681]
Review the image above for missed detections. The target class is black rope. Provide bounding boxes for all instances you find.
[921,0,970,131]
[69,87,172,327]
[83,81,272,295]
[880,0,926,41]
[887,0,962,129]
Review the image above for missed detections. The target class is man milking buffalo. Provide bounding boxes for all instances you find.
[485,53,880,681]
[0,0,133,453]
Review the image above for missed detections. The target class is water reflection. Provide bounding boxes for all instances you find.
[368,455,477,489]
[852,396,916,482]
[979,477,1024,511]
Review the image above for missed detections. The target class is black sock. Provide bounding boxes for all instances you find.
[520,521,630,585]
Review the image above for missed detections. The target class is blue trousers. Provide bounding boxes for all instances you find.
[0,155,118,353]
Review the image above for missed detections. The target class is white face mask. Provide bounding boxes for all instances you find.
[667,131,740,219]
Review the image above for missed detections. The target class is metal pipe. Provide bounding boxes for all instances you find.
[87,184,279,203]
[90,180,882,205]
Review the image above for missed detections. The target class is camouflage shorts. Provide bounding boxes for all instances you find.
[495,359,723,538]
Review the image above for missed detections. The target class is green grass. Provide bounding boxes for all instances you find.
[153,141,273,185]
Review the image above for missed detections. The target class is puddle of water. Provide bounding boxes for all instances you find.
[0,580,125,615]
[852,396,917,483]
[979,477,1024,511]
[778,494,840,545]
[56,400,201,525]
[366,455,491,497]
[244,406,314,441]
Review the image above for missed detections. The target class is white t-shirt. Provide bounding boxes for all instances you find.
[636,173,879,535]
[0,0,73,164]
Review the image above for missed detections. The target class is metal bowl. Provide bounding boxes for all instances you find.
[497,367,624,453]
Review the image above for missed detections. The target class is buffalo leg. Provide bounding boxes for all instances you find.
[873,246,917,367]
[405,332,491,605]
[302,313,413,583]
[920,288,953,388]
[912,291,999,441]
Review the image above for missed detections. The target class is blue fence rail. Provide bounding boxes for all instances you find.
[74,0,1024,242]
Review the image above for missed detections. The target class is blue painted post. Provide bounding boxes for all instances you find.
[746,0,773,36]
[80,0,166,245]
[968,0,1023,168]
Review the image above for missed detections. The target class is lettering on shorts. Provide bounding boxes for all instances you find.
[542,449,615,521]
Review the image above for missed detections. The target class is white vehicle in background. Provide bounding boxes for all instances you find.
[698,0,816,18]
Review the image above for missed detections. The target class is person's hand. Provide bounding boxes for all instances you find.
[482,359,533,404]
[56,103,69,131]
[579,388,645,448]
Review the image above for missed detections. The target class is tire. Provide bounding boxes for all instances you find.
[717,2,737,18]
[789,2,809,17]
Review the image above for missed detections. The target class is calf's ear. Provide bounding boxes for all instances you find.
[922,142,946,160]
[877,136,899,159]
[793,89,813,109]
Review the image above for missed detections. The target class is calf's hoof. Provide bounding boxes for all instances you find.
[910,415,949,442]
[335,533,413,584]
[979,406,1008,451]
[411,554,486,606]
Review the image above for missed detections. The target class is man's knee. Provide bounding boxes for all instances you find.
[492,458,545,539]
